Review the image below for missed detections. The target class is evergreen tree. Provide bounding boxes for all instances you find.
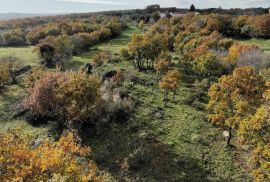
[190,4,196,12]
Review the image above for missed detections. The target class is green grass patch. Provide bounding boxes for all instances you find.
[0,46,38,66]
[125,71,248,181]
[0,84,27,120]
[235,38,270,53]
[0,119,50,138]
[83,61,250,181]
[69,25,139,70]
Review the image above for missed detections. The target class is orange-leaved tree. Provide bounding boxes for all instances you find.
[239,105,270,181]
[252,14,270,38]
[0,131,105,182]
[238,83,270,181]
[159,69,181,106]
[154,52,172,82]
[128,33,168,70]
[207,66,266,146]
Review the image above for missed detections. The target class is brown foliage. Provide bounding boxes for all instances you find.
[24,70,101,122]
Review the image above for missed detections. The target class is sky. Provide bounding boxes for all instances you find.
[0,0,269,14]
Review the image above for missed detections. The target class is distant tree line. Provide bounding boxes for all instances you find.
[0,4,268,44]
[0,4,268,30]
[0,16,126,47]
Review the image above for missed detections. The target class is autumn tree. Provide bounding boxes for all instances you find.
[205,15,228,34]
[56,71,101,122]
[26,24,61,45]
[237,83,270,181]
[154,52,172,82]
[128,33,168,70]
[138,20,145,31]
[252,14,270,38]
[54,34,74,67]
[0,28,26,46]
[193,53,224,77]
[107,19,123,37]
[207,66,266,146]
[0,131,106,181]
[24,71,63,117]
[239,106,270,181]
[24,70,101,124]
[232,15,249,36]
[260,68,270,81]
[36,35,74,68]
[36,37,55,67]
[251,143,270,181]
[159,69,181,106]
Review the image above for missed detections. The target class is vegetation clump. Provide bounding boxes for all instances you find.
[24,70,102,124]
[0,131,106,182]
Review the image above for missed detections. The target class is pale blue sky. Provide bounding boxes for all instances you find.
[0,0,269,13]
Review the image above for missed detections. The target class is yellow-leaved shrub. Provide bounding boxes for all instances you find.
[0,131,105,182]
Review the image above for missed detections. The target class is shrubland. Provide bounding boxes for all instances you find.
[119,14,270,180]
[0,16,125,47]
[0,15,126,70]
[23,67,134,131]
[1,8,270,182]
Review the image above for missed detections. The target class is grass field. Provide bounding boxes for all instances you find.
[235,38,270,53]
[0,46,38,66]
[131,77,249,181]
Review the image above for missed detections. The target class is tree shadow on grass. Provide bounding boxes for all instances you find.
[66,59,85,70]
[80,123,213,182]
[0,87,25,120]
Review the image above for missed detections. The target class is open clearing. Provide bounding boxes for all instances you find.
[69,25,139,70]
[0,46,38,66]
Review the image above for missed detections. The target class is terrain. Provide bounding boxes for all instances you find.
[0,24,252,181]
[0,7,270,182]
